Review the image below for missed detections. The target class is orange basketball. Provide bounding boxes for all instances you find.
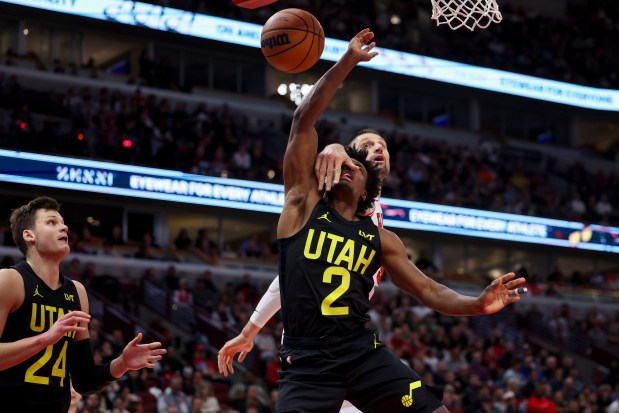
[260,9,325,74]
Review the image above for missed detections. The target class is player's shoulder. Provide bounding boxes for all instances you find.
[377,227,405,249]
[0,267,22,284]
[0,268,25,310]
[377,226,396,237]
[70,279,87,295]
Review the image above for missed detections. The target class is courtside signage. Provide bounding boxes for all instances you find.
[1,149,617,253]
[1,0,617,111]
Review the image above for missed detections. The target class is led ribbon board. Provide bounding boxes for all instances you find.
[1,0,617,111]
[1,149,617,253]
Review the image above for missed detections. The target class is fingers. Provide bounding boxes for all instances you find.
[66,311,91,319]
[316,157,327,191]
[129,332,143,346]
[217,352,234,377]
[356,28,374,43]
[238,350,247,363]
[318,157,360,191]
[325,161,335,191]
[344,157,360,171]
[504,277,526,290]
[58,312,91,330]
[59,311,91,325]
[499,272,516,282]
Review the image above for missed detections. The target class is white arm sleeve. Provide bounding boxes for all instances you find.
[249,275,281,328]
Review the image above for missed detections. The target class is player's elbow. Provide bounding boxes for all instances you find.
[292,99,317,130]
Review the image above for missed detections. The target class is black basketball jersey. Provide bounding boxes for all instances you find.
[278,200,382,338]
[0,261,82,409]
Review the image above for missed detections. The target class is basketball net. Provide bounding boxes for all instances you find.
[431,0,502,31]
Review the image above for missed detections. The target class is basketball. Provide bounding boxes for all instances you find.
[260,8,325,74]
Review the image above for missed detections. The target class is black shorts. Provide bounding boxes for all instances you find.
[0,385,70,413]
[276,329,444,413]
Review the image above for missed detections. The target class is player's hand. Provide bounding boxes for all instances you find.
[217,333,255,377]
[315,144,360,191]
[120,333,167,370]
[348,28,378,63]
[478,272,527,314]
[42,310,90,347]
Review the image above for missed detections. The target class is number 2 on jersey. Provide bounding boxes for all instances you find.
[321,266,350,316]
[25,341,68,387]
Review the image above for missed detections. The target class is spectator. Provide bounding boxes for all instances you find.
[197,380,221,413]
[107,225,126,246]
[527,383,557,413]
[174,228,192,250]
[231,142,252,178]
[193,272,219,310]
[253,323,277,372]
[596,194,613,219]
[173,278,193,306]
[163,265,181,291]
[238,233,262,258]
[76,393,105,413]
[157,375,190,413]
[195,228,218,258]
[414,249,438,275]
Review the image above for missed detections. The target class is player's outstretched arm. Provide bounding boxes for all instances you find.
[379,228,526,316]
[315,144,359,191]
[0,269,90,371]
[69,281,165,395]
[110,333,167,377]
[280,29,379,239]
[217,275,281,377]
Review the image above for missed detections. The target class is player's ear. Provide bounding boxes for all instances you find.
[23,229,35,245]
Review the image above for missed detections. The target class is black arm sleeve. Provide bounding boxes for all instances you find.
[69,339,116,395]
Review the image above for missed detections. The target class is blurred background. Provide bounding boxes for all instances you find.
[0,0,618,412]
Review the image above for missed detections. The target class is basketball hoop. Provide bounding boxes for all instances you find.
[232,0,278,9]
[430,0,502,31]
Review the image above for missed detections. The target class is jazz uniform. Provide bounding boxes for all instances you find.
[0,261,82,412]
[276,201,443,413]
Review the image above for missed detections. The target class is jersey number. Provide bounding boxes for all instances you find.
[24,341,68,387]
[321,266,350,316]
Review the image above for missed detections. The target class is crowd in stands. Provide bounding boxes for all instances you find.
[0,73,617,226]
[150,0,619,90]
[2,2,619,411]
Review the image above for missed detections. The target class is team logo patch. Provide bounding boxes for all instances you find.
[401,381,421,408]
[317,212,331,223]
[358,230,375,241]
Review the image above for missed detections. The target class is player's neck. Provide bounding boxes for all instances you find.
[26,253,62,288]
[330,199,360,221]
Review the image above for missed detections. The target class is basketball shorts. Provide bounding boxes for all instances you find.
[276,328,444,413]
[0,385,70,413]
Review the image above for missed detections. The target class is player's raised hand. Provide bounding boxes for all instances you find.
[43,310,90,347]
[316,144,360,191]
[348,28,379,62]
[120,333,166,370]
[478,272,527,314]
